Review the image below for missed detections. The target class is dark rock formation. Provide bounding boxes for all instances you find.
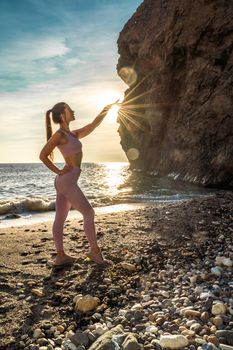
[116,0,233,188]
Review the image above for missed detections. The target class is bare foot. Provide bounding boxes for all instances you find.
[53,254,76,267]
[86,247,107,265]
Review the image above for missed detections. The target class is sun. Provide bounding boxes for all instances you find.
[93,90,123,124]
[106,104,121,124]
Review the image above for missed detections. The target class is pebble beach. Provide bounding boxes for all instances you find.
[0,191,232,350]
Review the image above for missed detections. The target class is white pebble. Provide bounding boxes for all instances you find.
[93,322,108,335]
[131,303,142,310]
[159,334,189,349]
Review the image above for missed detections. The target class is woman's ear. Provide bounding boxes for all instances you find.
[60,112,65,123]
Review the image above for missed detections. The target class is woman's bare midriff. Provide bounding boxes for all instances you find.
[64,152,83,169]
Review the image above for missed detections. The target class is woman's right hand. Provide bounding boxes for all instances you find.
[58,164,73,176]
[102,99,120,112]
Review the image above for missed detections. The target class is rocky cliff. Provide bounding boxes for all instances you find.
[116,0,233,188]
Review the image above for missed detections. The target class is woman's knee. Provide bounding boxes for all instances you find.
[84,206,95,218]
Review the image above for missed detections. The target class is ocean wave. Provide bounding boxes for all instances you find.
[0,195,127,216]
[0,197,55,215]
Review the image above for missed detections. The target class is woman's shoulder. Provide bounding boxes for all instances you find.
[51,130,65,144]
[53,130,62,138]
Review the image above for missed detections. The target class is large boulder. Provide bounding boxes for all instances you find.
[117,0,233,187]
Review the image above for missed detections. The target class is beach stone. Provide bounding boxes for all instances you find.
[212,303,227,315]
[190,275,197,283]
[32,289,44,298]
[33,329,44,339]
[190,323,202,333]
[189,346,196,350]
[21,334,28,340]
[70,330,89,347]
[134,310,143,321]
[145,325,158,334]
[203,297,214,312]
[159,290,170,298]
[228,305,233,316]
[76,346,85,350]
[131,304,142,311]
[54,337,63,345]
[180,306,195,315]
[179,326,187,332]
[184,310,201,318]
[47,339,55,346]
[112,334,128,346]
[122,333,142,349]
[181,329,195,337]
[208,335,219,346]
[88,325,125,350]
[219,345,233,350]
[56,325,65,334]
[145,281,151,289]
[93,323,108,336]
[200,292,214,300]
[202,343,215,350]
[103,278,111,283]
[87,331,96,342]
[62,338,72,349]
[74,295,100,312]
[142,294,151,302]
[155,317,165,325]
[159,334,189,349]
[201,312,209,322]
[92,312,102,320]
[119,309,128,316]
[134,324,145,332]
[211,267,223,276]
[216,330,233,345]
[195,338,206,346]
[215,256,233,267]
[67,343,77,350]
[120,262,136,271]
[212,316,223,327]
[37,338,48,346]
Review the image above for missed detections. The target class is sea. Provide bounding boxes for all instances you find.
[0,162,225,228]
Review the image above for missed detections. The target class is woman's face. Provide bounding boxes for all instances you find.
[62,104,75,123]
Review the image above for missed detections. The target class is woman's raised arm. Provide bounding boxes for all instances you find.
[73,100,119,139]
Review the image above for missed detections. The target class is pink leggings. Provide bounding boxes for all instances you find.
[52,166,98,252]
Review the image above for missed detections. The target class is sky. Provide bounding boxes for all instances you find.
[0,0,142,163]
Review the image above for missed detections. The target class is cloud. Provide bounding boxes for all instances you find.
[8,37,70,60]
[64,58,86,66]
[45,66,58,73]
[0,0,142,162]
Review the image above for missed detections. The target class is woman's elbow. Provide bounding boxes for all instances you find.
[39,152,47,161]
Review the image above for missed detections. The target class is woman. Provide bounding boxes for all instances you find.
[39,100,118,267]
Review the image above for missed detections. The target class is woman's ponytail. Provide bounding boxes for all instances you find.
[45,109,54,162]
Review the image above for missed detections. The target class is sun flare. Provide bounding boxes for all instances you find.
[106,104,121,124]
[94,90,123,124]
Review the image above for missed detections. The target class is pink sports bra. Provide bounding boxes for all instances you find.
[57,128,82,157]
